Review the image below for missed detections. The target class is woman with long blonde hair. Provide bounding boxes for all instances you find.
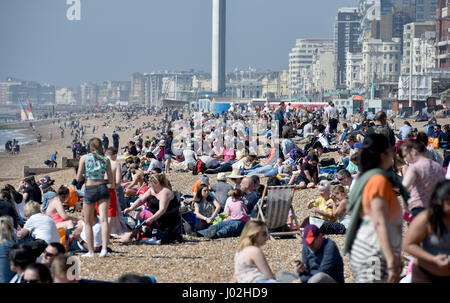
[232,219,277,283]
[77,137,114,257]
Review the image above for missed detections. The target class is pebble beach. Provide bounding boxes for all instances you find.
[1,113,449,283]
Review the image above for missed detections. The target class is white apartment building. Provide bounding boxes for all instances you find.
[361,37,402,89]
[55,88,77,104]
[311,46,335,92]
[288,38,334,95]
[401,21,436,75]
[346,52,364,90]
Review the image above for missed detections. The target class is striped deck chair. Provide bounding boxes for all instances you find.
[257,185,301,239]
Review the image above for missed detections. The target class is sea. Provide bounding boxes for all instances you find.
[0,129,35,152]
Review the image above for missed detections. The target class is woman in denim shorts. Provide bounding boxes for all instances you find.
[164,131,174,174]
[76,137,115,258]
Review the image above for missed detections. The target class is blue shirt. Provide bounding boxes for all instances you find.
[243,191,260,214]
[399,125,412,140]
[299,238,345,283]
[0,241,14,283]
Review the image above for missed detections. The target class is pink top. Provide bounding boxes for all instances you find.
[234,250,266,283]
[226,199,249,223]
[156,147,165,159]
[222,147,236,162]
[407,158,445,211]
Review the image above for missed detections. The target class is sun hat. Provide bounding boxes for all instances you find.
[158,140,165,147]
[302,224,321,246]
[227,169,244,179]
[217,172,227,181]
[122,152,132,160]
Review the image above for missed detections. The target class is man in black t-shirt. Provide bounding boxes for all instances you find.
[128,141,138,156]
[112,131,120,150]
[23,176,42,204]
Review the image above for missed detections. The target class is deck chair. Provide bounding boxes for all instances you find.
[257,185,302,239]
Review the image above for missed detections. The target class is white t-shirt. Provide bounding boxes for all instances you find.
[326,106,339,119]
[183,149,196,163]
[81,216,102,248]
[318,134,330,149]
[148,158,162,171]
[303,123,313,137]
[200,156,217,168]
[23,213,60,244]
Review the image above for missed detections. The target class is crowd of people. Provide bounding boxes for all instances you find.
[1,101,449,283]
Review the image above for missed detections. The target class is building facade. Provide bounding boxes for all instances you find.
[401,21,436,75]
[0,78,22,105]
[346,52,364,89]
[334,7,361,89]
[229,79,262,99]
[289,38,334,95]
[261,70,289,99]
[0,79,55,105]
[361,37,402,92]
[436,0,450,68]
[312,47,335,92]
[129,72,145,104]
[80,82,98,105]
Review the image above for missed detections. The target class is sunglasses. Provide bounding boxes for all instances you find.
[44,251,56,258]
[22,279,39,283]
[337,177,344,181]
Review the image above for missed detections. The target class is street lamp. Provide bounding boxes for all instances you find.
[409,39,413,108]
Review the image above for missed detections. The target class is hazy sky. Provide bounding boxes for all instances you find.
[0,0,357,87]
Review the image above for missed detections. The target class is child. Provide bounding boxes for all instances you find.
[278,161,293,185]
[346,151,359,175]
[197,189,249,239]
[337,147,350,169]
[224,189,249,224]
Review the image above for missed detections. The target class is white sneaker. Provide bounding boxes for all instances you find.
[81,252,95,258]
[99,249,108,258]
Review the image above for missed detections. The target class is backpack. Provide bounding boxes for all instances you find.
[320,158,336,167]
[192,159,206,175]
[372,125,390,140]
[63,185,79,208]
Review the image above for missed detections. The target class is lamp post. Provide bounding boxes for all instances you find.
[409,38,413,108]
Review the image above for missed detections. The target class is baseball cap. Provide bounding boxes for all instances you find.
[201,174,209,185]
[302,224,321,246]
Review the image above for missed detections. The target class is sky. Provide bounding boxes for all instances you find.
[0,0,357,87]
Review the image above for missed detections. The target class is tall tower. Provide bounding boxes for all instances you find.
[212,0,226,95]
